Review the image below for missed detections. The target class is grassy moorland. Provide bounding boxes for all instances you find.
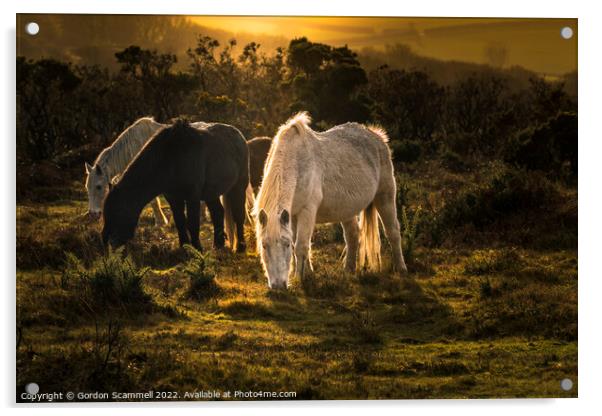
[16,161,577,401]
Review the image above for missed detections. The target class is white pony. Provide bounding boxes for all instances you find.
[85,117,208,225]
[254,112,407,289]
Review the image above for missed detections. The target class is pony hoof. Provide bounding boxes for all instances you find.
[398,266,409,276]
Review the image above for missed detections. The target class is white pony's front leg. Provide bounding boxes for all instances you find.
[294,208,317,280]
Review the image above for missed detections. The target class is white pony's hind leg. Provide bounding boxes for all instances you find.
[373,189,407,274]
[341,218,360,273]
[151,197,169,226]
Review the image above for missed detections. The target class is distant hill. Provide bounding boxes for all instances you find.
[359,43,577,97]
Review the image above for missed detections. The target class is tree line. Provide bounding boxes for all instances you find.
[17,35,577,182]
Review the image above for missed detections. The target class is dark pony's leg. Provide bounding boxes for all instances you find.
[165,194,189,247]
[185,199,202,251]
[227,182,247,253]
[206,198,225,249]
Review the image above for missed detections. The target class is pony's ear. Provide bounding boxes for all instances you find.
[259,209,268,227]
[85,162,93,174]
[280,209,290,226]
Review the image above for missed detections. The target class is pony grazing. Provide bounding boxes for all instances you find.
[85,117,209,225]
[102,120,248,253]
[254,112,407,289]
[247,136,272,190]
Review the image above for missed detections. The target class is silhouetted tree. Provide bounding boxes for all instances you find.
[368,66,445,143]
[286,38,370,125]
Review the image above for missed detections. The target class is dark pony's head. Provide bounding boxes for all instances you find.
[101,186,139,248]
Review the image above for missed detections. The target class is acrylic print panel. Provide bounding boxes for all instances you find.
[16,14,577,402]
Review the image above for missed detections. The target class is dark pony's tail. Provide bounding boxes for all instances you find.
[222,195,238,252]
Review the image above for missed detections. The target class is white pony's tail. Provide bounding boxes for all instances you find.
[245,183,255,228]
[358,202,382,272]
[222,195,238,252]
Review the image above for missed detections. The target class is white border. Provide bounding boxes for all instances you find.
[2,1,600,415]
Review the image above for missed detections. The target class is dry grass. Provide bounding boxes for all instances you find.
[16,193,577,401]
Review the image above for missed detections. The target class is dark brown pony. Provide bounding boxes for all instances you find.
[247,136,272,190]
[102,120,249,252]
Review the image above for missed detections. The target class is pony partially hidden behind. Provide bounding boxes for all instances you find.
[85,117,209,225]
[254,112,407,289]
[102,120,248,253]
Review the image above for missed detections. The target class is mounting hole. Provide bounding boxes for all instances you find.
[560,26,573,40]
[25,382,39,395]
[25,22,39,36]
[560,378,573,391]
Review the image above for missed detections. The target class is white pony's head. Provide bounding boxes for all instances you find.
[85,162,111,219]
[256,208,293,290]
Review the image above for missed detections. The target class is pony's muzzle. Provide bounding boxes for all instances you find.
[88,210,101,220]
[269,280,288,290]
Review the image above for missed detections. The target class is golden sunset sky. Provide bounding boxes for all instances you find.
[188,16,577,75]
[17,15,577,76]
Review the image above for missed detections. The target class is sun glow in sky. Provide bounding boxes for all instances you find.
[17,14,577,76]
[188,16,577,75]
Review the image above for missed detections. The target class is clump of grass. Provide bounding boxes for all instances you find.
[478,277,498,298]
[469,282,577,340]
[401,205,422,265]
[16,319,134,397]
[220,299,275,319]
[300,264,352,299]
[182,245,220,301]
[357,271,383,286]
[350,310,382,344]
[351,351,374,373]
[63,249,152,315]
[463,248,521,275]
[215,331,238,349]
[517,265,561,284]
[17,223,103,270]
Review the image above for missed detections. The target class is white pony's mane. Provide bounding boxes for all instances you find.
[274,111,312,139]
[365,124,390,143]
[254,112,311,223]
[94,116,163,178]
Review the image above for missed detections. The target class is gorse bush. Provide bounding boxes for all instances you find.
[182,245,220,300]
[62,249,152,315]
[504,112,577,180]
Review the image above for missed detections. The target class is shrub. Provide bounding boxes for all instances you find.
[62,249,152,315]
[504,112,577,180]
[441,148,467,172]
[401,206,422,265]
[395,174,412,210]
[182,245,220,301]
[438,163,558,230]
